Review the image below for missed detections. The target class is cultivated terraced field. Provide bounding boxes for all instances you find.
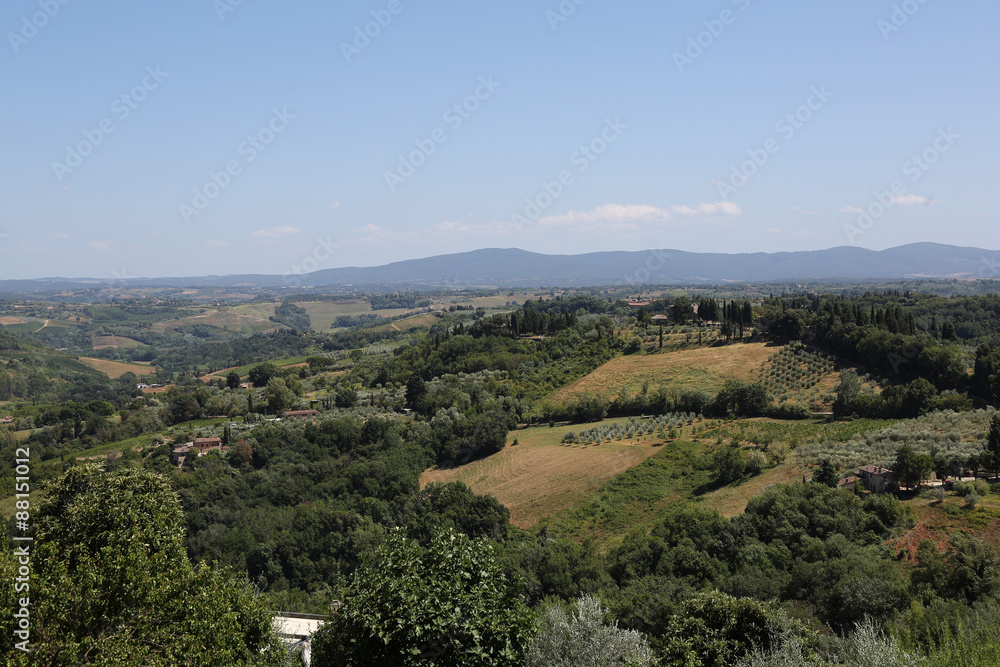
[420,420,669,528]
[92,335,145,349]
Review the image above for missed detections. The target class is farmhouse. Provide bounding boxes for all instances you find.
[169,443,193,466]
[193,437,224,454]
[856,465,897,493]
[838,475,858,491]
[136,383,149,389]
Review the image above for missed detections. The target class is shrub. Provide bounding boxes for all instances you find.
[974,479,990,497]
[953,482,974,497]
[525,596,653,667]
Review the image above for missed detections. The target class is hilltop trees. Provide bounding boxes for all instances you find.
[0,464,281,665]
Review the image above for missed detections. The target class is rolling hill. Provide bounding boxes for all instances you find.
[0,242,997,291]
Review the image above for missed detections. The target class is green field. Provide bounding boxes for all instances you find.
[209,356,311,378]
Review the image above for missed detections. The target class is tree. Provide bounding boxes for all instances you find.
[263,376,295,413]
[714,446,746,484]
[833,369,861,419]
[524,596,653,667]
[661,591,819,667]
[0,464,281,665]
[672,296,694,324]
[247,361,278,387]
[311,529,535,666]
[987,414,1000,479]
[814,459,839,487]
[894,443,923,490]
[226,370,241,389]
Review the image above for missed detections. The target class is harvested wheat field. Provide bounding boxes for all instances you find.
[78,358,155,379]
[0,317,25,325]
[420,420,665,528]
[549,341,780,405]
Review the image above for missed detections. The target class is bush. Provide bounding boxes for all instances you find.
[745,450,768,475]
[974,479,990,497]
[525,596,653,667]
[953,482,974,497]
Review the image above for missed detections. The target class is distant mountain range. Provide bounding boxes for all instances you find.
[1,243,997,292]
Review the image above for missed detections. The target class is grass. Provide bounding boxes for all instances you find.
[420,418,671,529]
[209,356,310,378]
[295,301,410,330]
[538,438,716,548]
[92,335,146,349]
[78,357,155,379]
[549,341,779,404]
[371,313,439,333]
[154,306,282,335]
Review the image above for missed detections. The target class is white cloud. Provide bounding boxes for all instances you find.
[430,221,471,233]
[251,225,301,238]
[840,205,865,215]
[205,239,230,248]
[88,240,113,251]
[791,206,818,215]
[891,194,938,206]
[330,201,341,208]
[538,201,741,228]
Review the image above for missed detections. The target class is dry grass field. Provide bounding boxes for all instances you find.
[78,358,155,378]
[92,335,145,349]
[0,317,25,325]
[701,460,808,518]
[154,308,280,335]
[373,313,440,332]
[549,342,779,405]
[420,420,666,528]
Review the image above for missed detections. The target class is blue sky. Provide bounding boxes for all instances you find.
[0,0,997,279]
